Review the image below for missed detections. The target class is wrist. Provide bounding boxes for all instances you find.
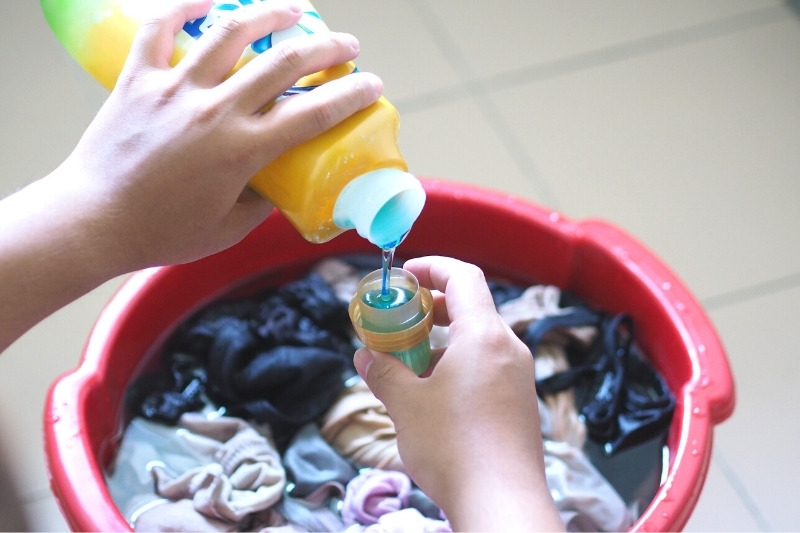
[433,436,564,532]
[446,468,563,532]
[40,159,145,278]
[0,168,133,350]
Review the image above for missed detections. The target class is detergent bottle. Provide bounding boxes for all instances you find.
[40,0,425,248]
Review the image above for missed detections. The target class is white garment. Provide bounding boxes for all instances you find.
[543,439,634,532]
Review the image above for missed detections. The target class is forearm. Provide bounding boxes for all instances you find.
[0,167,127,352]
[441,443,564,532]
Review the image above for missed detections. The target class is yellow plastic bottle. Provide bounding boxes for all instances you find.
[40,0,425,248]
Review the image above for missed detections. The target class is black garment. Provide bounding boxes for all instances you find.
[408,488,443,519]
[127,272,356,445]
[210,343,351,436]
[273,272,352,328]
[530,311,675,455]
[487,280,526,307]
[126,352,208,425]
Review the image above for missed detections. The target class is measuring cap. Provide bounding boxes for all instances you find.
[349,267,434,374]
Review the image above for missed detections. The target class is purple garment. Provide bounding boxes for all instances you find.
[357,508,451,532]
[342,469,412,526]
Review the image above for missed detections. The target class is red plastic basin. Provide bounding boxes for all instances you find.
[44,179,735,531]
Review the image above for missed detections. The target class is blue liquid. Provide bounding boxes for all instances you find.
[381,247,395,296]
[363,287,414,309]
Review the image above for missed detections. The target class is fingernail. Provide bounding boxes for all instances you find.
[354,348,374,379]
[339,32,359,53]
[356,72,383,100]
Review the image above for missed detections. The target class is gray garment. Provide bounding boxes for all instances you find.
[282,422,358,499]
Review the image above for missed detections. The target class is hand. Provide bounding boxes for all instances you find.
[53,0,383,271]
[0,0,382,351]
[353,256,564,532]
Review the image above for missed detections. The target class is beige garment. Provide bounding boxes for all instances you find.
[134,498,288,532]
[312,257,361,303]
[497,285,596,347]
[535,342,587,449]
[134,498,240,532]
[320,379,405,473]
[497,285,564,334]
[543,439,634,532]
[150,413,286,523]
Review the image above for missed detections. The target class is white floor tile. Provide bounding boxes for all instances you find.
[706,285,800,532]
[0,277,127,497]
[22,493,71,532]
[0,3,107,194]
[400,98,545,202]
[418,0,784,78]
[485,18,800,300]
[683,451,763,532]
[312,0,463,102]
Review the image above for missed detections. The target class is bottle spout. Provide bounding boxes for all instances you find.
[333,169,426,249]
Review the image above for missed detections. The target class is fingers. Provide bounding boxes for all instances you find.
[175,1,304,85]
[254,70,382,150]
[429,291,450,327]
[124,0,382,152]
[174,0,369,111]
[125,0,213,74]
[354,348,418,407]
[404,256,498,325]
[226,32,373,113]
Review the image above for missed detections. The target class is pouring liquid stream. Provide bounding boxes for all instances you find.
[362,246,413,310]
[381,247,394,296]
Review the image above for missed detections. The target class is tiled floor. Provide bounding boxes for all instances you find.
[1,1,799,531]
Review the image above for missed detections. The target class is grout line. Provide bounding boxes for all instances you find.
[397,3,789,114]
[713,446,774,531]
[483,4,789,92]
[399,2,789,211]
[701,271,800,310]
[18,484,55,504]
[405,1,561,210]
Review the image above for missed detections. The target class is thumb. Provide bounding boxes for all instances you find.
[353,348,417,405]
[222,189,273,239]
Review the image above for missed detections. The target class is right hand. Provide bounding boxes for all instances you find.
[56,0,384,273]
[353,256,564,532]
[0,0,383,353]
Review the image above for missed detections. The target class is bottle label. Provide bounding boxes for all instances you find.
[182,0,327,55]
